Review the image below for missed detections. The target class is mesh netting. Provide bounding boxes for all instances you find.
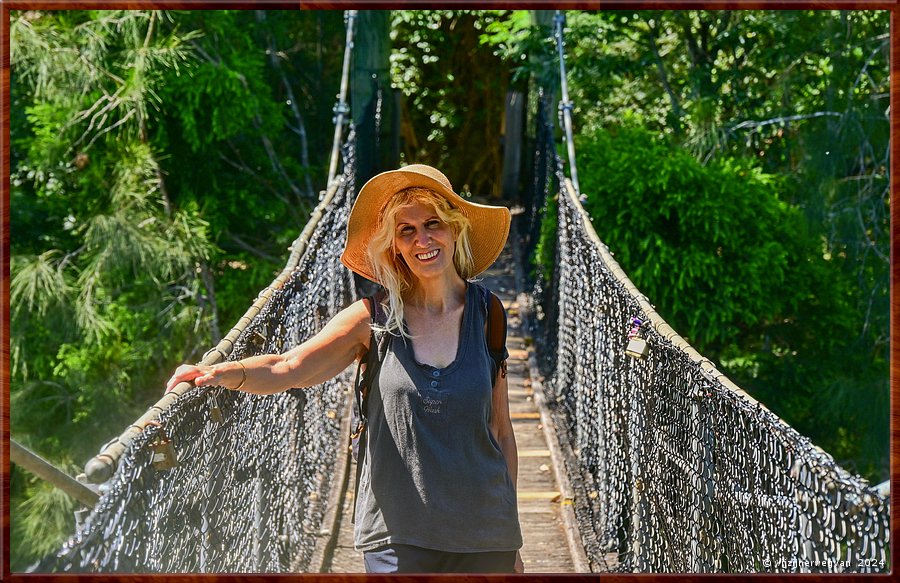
[528,100,890,572]
[35,134,359,573]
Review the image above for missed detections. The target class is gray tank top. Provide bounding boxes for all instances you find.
[354,282,523,553]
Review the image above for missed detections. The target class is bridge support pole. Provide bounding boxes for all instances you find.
[10,439,99,508]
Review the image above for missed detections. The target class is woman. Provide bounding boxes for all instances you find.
[166,164,524,574]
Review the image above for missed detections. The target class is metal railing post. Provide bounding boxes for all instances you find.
[10,439,100,508]
[326,10,357,188]
[554,11,581,198]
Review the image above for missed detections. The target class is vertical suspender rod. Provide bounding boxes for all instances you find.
[554,10,581,198]
[327,10,358,188]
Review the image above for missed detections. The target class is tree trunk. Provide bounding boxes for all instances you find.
[352,10,398,184]
[502,90,525,202]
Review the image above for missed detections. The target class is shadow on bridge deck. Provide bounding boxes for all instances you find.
[320,220,586,574]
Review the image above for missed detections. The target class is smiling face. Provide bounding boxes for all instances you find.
[392,202,458,282]
[366,186,475,299]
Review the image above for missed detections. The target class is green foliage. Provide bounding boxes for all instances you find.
[576,126,801,350]
[479,10,556,88]
[563,11,890,362]
[11,465,79,568]
[13,10,210,386]
[561,11,889,159]
[533,193,558,281]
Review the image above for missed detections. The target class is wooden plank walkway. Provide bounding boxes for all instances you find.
[321,229,584,573]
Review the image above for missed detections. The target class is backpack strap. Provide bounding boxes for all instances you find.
[485,289,508,385]
[351,289,388,523]
[352,290,389,429]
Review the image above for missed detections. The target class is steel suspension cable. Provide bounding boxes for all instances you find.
[327,10,357,187]
[553,10,580,198]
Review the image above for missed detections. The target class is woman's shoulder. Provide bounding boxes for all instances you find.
[347,297,377,319]
[332,299,376,335]
[468,279,491,295]
[468,280,499,306]
[328,299,376,357]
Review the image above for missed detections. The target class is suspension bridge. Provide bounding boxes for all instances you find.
[16,11,890,574]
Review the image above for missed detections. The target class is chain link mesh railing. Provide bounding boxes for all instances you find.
[35,134,359,574]
[527,107,890,572]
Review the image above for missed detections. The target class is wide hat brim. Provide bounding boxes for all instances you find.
[341,164,511,284]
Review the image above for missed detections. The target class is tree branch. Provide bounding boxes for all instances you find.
[845,37,890,115]
[219,143,290,204]
[191,38,304,202]
[729,111,842,132]
[226,232,281,263]
[641,16,685,134]
[197,261,220,341]
[256,10,315,199]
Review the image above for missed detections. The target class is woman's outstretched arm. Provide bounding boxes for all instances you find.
[165,299,372,395]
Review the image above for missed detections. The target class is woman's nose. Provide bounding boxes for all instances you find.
[413,228,430,246]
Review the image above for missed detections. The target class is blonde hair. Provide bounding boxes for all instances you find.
[367,187,475,337]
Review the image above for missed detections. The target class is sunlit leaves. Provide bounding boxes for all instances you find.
[11,471,79,561]
[11,251,71,317]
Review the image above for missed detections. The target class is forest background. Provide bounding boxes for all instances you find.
[7,9,890,569]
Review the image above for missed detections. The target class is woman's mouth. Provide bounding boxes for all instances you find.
[416,249,440,262]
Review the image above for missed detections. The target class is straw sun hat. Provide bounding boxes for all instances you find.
[341,164,511,284]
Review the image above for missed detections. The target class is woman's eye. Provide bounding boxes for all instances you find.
[426,220,441,229]
[399,226,414,236]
